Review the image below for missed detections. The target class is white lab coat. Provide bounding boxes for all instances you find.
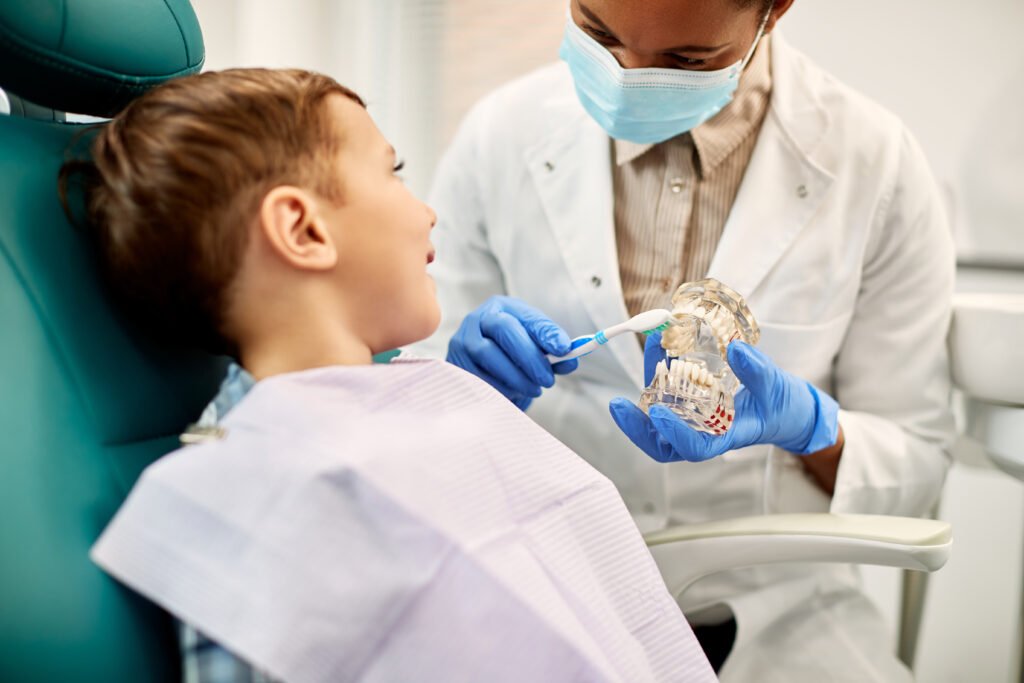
[414,34,955,682]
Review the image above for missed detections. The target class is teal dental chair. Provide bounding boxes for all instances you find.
[0,1,223,680]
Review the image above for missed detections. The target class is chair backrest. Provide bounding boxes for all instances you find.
[0,2,226,680]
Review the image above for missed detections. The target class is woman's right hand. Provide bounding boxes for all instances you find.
[446,296,579,410]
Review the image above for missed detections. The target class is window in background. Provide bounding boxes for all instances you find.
[394,0,567,195]
[192,0,566,197]
[436,0,566,142]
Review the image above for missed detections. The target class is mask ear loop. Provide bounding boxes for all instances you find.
[739,5,773,72]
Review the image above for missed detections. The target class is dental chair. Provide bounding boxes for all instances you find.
[949,273,1024,680]
[0,1,219,681]
[0,1,952,681]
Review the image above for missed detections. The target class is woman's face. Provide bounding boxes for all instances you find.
[320,95,440,354]
[569,0,785,71]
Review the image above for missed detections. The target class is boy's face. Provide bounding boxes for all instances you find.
[321,95,440,353]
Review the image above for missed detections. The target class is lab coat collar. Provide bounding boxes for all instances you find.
[706,32,836,302]
[761,32,833,166]
[525,109,643,387]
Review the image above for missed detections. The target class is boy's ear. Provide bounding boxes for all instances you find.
[258,186,337,271]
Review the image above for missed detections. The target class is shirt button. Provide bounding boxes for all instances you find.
[669,177,685,194]
[796,184,808,198]
[661,277,673,292]
[591,275,602,288]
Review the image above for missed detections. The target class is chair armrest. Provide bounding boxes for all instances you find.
[644,514,952,597]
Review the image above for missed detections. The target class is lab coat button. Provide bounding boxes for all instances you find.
[642,502,656,514]
[796,184,808,198]
[544,161,555,172]
[669,177,685,194]
[591,275,602,288]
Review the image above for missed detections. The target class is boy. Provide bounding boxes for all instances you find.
[74,69,715,682]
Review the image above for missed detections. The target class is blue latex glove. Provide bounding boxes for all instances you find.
[609,331,839,462]
[447,296,579,410]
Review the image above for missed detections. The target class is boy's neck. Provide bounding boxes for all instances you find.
[237,318,374,381]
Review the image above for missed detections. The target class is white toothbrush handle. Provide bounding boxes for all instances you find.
[547,335,601,363]
[603,309,672,340]
[546,309,673,364]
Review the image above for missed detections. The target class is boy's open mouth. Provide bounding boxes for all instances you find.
[427,250,436,264]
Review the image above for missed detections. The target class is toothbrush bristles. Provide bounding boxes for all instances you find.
[643,321,671,335]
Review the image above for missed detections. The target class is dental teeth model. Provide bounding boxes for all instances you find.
[638,279,760,436]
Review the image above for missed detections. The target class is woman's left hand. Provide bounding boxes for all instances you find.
[609,333,840,462]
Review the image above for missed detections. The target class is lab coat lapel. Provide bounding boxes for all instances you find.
[707,34,836,301]
[525,114,644,387]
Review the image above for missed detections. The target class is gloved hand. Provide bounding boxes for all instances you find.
[608,331,839,462]
[447,296,579,410]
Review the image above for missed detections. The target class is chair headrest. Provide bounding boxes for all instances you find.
[0,0,204,118]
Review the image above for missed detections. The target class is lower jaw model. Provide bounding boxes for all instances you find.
[638,279,760,436]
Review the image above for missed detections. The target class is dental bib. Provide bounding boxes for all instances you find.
[639,279,760,435]
[91,359,714,683]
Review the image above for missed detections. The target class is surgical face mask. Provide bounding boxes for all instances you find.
[558,11,769,144]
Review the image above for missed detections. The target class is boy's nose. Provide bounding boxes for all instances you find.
[426,203,437,229]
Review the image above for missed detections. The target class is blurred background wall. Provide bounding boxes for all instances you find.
[191,2,1024,680]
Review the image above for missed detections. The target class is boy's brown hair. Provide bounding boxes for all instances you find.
[61,68,364,354]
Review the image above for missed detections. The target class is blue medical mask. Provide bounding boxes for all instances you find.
[559,12,769,144]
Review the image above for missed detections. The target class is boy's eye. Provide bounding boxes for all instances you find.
[393,160,405,174]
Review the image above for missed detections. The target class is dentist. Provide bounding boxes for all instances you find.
[415,0,954,679]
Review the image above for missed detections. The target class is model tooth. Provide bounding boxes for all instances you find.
[661,326,690,357]
[700,368,710,385]
[666,362,679,386]
[711,311,732,334]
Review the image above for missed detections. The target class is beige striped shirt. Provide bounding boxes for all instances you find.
[613,36,773,321]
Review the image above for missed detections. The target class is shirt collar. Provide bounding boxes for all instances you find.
[613,34,773,175]
[614,138,657,167]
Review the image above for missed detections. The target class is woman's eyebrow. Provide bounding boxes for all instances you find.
[663,43,729,54]
[578,2,617,37]
[578,1,726,54]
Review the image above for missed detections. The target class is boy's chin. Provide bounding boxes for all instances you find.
[375,310,441,355]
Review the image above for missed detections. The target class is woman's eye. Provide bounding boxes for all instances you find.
[669,55,708,68]
[584,23,616,43]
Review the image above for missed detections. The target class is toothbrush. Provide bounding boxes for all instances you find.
[547,309,673,363]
